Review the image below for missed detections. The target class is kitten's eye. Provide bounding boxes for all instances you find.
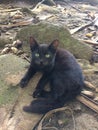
[35,53,39,57]
[45,54,50,58]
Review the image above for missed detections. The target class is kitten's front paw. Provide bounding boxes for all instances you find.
[33,89,41,98]
[19,78,28,88]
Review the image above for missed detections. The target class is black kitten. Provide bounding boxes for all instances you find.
[20,37,84,114]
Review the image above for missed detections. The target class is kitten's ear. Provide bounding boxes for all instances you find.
[29,36,38,51]
[49,39,59,51]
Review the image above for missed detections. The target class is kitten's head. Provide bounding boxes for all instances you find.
[29,37,59,69]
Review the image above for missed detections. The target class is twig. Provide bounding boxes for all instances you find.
[70,22,93,34]
[33,0,46,10]
[83,40,98,46]
[33,0,56,10]
[32,114,45,130]
[63,0,82,13]
[22,55,30,63]
[43,126,58,130]
[0,8,21,13]
[84,81,96,90]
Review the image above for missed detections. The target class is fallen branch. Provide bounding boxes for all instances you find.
[77,94,98,113]
[32,107,75,130]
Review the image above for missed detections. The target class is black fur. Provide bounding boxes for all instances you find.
[20,37,84,114]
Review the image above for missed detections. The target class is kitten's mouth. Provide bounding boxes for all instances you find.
[40,61,48,66]
[40,63,45,68]
[35,61,48,68]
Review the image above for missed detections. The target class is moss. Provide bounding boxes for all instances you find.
[0,37,11,48]
[0,83,18,105]
[0,54,29,105]
[16,23,93,60]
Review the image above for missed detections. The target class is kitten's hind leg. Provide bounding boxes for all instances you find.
[50,79,65,100]
[38,90,53,99]
[23,98,63,114]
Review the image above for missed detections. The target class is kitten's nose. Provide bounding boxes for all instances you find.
[40,60,43,65]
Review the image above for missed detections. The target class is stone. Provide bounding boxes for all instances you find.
[16,23,93,60]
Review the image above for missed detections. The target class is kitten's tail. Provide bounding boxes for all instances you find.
[23,99,64,114]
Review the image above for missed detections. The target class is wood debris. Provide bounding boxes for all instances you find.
[77,94,98,113]
[94,97,98,102]
[0,18,33,29]
[84,81,96,90]
[81,90,95,98]
[83,40,98,46]
[70,22,93,34]
[0,8,21,13]
[0,39,23,55]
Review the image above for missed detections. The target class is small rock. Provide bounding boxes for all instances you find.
[74,104,81,112]
[58,120,64,125]
[11,47,18,54]
[86,31,96,38]
[10,10,24,19]
[88,26,95,31]
[5,32,11,35]
[9,37,14,40]
[13,14,23,19]
[17,50,24,55]
[12,40,22,49]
